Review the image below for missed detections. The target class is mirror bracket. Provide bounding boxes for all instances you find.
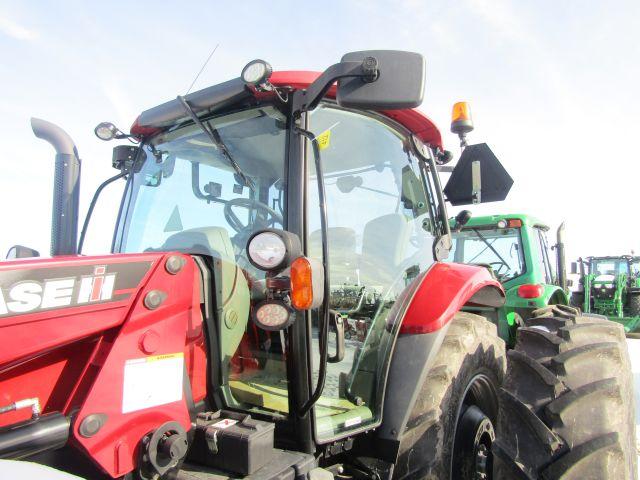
[291,60,378,116]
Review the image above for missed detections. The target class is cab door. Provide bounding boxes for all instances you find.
[305,104,437,442]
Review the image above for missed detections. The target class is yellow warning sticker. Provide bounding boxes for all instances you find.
[146,352,184,362]
[316,129,331,150]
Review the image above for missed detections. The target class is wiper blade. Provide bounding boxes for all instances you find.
[177,95,256,191]
[471,228,510,269]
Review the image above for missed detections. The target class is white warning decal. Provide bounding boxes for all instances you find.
[211,419,238,429]
[122,352,184,413]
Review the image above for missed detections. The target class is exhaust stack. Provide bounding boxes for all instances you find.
[31,118,81,256]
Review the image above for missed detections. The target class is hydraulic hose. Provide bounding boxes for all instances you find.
[296,128,330,417]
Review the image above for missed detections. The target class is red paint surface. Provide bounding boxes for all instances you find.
[517,284,544,299]
[0,252,206,478]
[400,262,504,335]
[131,71,443,149]
[270,71,443,149]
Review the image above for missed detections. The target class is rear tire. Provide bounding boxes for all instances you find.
[395,312,506,479]
[628,292,640,317]
[493,306,637,479]
[569,292,584,310]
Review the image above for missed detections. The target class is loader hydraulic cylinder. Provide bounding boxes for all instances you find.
[0,413,69,459]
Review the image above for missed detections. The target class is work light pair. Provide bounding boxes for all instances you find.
[246,229,323,331]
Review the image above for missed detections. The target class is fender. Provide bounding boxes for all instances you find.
[376,262,504,460]
[503,283,568,310]
[399,262,505,335]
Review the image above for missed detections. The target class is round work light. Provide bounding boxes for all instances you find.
[247,231,287,270]
[241,60,273,86]
[253,300,293,331]
[94,122,119,141]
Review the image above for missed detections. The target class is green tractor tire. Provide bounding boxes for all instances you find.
[493,307,636,479]
[629,292,640,317]
[569,292,584,310]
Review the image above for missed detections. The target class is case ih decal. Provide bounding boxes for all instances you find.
[0,261,152,317]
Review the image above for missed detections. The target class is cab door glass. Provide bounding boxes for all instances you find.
[306,104,435,441]
[537,229,555,284]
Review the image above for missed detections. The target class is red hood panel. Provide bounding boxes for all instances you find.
[0,253,162,367]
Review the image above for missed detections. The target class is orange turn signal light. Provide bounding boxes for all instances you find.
[508,219,523,228]
[290,257,314,310]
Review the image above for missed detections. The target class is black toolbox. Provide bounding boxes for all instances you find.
[190,410,276,476]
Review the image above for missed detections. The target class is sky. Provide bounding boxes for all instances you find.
[0,0,639,262]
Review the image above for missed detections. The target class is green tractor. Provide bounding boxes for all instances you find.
[447,213,569,345]
[571,255,640,335]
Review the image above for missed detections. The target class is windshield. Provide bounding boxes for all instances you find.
[590,259,629,277]
[449,226,525,281]
[117,105,290,414]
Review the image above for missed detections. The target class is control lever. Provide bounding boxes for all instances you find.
[327,311,345,363]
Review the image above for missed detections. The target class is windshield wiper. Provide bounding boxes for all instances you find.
[470,228,510,269]
[177,95,256,191]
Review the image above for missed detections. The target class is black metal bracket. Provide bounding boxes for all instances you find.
[291,59,379,116]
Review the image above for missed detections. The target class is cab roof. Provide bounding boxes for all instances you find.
[131,71,443,150]
[450,213,549,230]
[270,71,442,149]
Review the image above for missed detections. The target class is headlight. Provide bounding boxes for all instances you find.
[253,300,293,331]
[241,59,273,86]
[246,229,301,271]
[497,220,507,229]
[248,231,287,270]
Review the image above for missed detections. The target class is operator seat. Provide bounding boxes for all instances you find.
[309,227,358,286]
[359,213,411,289]
[162,227,250,367]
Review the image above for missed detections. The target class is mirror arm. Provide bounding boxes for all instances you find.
[78,171,128,254]
[292,60,378,115]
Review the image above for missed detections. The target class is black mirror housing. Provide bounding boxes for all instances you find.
[570,262,578,275]
[444,143,513,206]
[337,50,425,110]
[6,245,40,260]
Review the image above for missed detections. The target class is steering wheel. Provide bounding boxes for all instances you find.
[224,197,283,233]
[489,261,509,276]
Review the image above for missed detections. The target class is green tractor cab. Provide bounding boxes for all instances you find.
[447,213,569,345]
[571,255,640,335]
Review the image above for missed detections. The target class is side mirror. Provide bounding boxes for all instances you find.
[6,245,40,260]
[337,50,425,110]
[570,262,578,275]
[443,143,513,206]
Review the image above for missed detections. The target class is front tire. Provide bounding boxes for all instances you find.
[395,312,506,479]
[494,306,637,479]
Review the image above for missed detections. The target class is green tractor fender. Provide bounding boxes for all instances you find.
[498,283,568,342]
[503,283,568,311]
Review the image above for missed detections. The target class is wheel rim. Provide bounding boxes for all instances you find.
[451,373,499,479]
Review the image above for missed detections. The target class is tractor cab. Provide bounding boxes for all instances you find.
[446,214,569,343]
[114,97,438,442]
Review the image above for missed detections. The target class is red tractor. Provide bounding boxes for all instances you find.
[0,51,635,479]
